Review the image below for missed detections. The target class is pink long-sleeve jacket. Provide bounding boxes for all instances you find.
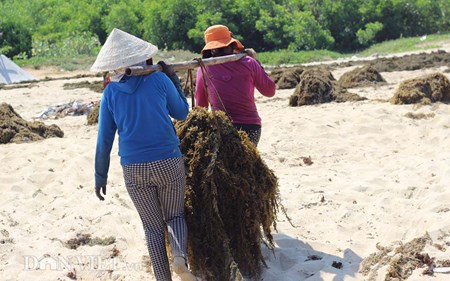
[195,56,276,126]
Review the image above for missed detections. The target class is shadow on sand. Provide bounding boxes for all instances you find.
[261,233,362,281]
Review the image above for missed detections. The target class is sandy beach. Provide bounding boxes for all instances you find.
[1,46,450,280]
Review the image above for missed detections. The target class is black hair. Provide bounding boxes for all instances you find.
[203,42,237,58]
[202,50,213,59]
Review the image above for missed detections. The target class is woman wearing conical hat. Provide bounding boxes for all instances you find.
[91,28,197,281]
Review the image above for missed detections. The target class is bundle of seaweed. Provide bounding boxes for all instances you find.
[288,68,365,106]
[391,73,450,105]
[0,102,64,144]
[174,107,280,280]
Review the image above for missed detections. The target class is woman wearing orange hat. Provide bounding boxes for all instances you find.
[195,24,276,146]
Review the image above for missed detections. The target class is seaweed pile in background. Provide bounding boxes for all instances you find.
[288,68,366,106]
[391,73,450,105]
[0,102,64,144]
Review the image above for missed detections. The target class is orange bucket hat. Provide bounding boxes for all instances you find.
[201,25,244,54]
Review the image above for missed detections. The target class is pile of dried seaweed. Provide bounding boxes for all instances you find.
[391,73,450,105]
[360,233,450,280]
[0,102,64,144]
[174,107,280,281]
[338,65,386,88]
[270,66,304,89]
[288,68,366,106]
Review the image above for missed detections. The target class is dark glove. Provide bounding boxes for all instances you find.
[95,185,106,201]
[157,61,175,77]
[157,61,183,93]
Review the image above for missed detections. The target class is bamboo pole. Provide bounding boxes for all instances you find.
[125,53,246,76]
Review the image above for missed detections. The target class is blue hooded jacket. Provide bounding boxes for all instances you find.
[94,72,189,187]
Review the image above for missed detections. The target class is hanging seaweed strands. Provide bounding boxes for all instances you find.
[175,108,280,281]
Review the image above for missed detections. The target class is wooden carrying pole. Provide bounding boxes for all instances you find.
[125,53,246,76]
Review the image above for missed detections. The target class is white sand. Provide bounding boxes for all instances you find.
[1,52,450,281]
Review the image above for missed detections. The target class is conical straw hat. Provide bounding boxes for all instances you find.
[90,28,158,72]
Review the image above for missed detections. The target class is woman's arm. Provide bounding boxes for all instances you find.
[164,74,189,120]
[250,57,276,97]
[95,93,117,188]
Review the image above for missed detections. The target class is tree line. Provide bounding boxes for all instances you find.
[0,0,448,59]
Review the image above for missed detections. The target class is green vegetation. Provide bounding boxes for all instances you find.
[14,32,450,71]
[15,56,96,71]
[358,33,450,57]
[258,50,343,66]
[1,0,449,60]
[15,50,198,71]
[258,33,450,66]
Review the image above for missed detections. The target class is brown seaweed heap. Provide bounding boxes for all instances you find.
[63,80,104,93]
[174,108,280,281]
[289,68,366,106]
[270,66,304,89]
[391,73,450,105]
[360,233,450,280]
[365,50,450,72]
[338,65,386,88]
[324,50,450,72]
[0,103,64,144]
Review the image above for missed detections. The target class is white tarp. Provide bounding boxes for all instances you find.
[0,54,37,84]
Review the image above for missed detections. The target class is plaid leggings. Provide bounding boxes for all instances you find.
[123,157,188,281]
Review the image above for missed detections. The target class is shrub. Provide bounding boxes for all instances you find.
[0,21,32,58]
[357,22,384,47]
[32,32,100,57]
